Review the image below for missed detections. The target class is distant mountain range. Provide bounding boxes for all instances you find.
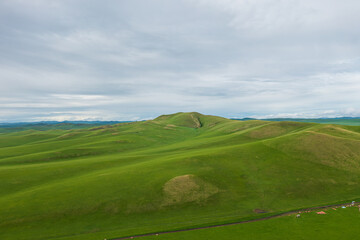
[0,121,124,126]
[0,121,129,133]
[1,116,360,133]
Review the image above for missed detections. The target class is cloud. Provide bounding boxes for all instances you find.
[0,0,360,121]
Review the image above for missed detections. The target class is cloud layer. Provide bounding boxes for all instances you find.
[1,0,360,121]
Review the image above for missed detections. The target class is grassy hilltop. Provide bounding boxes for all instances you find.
[1,112,360,239]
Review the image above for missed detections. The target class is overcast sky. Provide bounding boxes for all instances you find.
[1,0,360,122]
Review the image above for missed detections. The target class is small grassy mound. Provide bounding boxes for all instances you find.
[162,174,219,206]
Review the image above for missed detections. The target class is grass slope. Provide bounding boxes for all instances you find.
[141,204,360,240]
[0,112,360,239]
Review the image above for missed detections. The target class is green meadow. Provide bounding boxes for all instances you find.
[1,112,360,240]
[142,205,360,240]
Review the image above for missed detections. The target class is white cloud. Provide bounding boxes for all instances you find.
[253,108,360,119]
[0,0,360,121]
[192,0,360,35]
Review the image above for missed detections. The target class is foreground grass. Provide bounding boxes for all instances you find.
[1,112,360,239]
[141,205,360,240]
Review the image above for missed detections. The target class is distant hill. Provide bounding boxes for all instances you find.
[234,117,360,126]
[0,121,127,133]
[1,112,360,240]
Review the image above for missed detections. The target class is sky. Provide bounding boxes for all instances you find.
[1,0,360,122]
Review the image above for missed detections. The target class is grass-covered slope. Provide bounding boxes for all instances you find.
[1,112,360,240]
[141,204,360,240]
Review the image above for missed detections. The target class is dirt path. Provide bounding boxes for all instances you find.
[110,201,358,240]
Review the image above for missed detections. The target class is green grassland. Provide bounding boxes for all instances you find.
[1,112,360,240]
[142,205,360,240]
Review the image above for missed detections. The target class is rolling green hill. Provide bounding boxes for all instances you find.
[1,112,360,240]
